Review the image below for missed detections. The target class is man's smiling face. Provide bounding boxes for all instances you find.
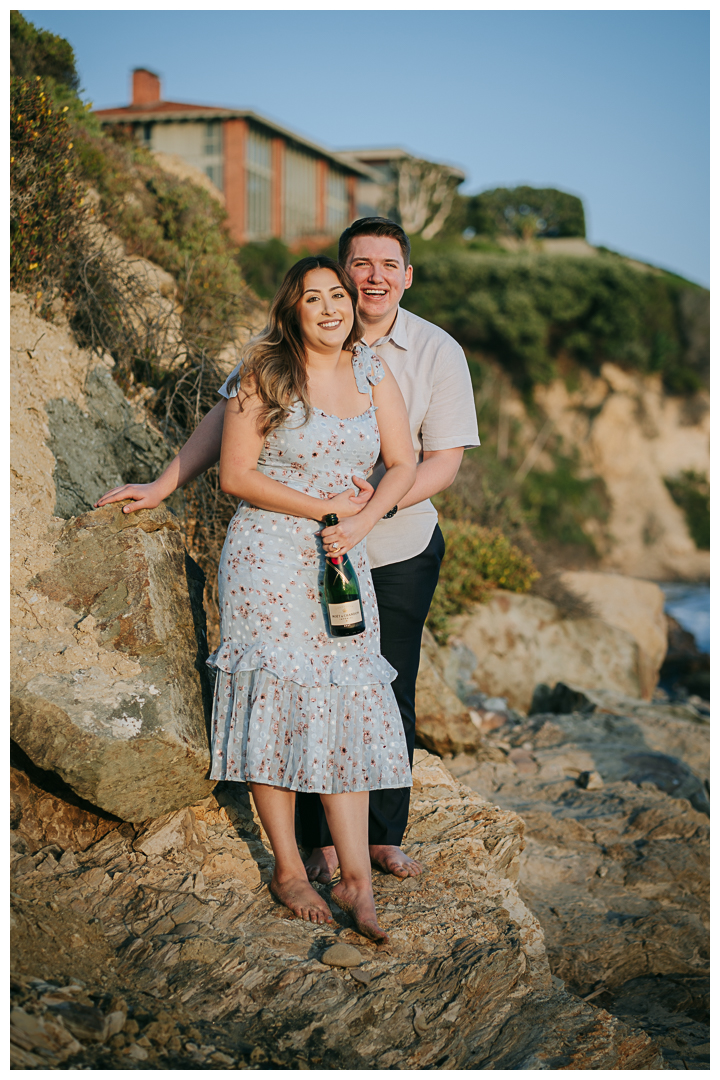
[344,235,413,327]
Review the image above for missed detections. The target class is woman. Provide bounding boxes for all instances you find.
[209,256,416,942]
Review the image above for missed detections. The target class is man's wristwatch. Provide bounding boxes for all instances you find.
[383,505,398,519]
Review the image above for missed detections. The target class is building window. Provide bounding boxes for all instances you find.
[205,164,223,189]
[246,128,272,240]
[205,121,222,157]
[284,144,316,242]
[326,167,349,235]
[141,121,153,147]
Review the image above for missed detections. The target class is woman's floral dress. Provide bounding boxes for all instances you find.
[207,345,412,794]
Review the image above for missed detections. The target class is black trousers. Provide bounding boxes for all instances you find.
[296,523,445,848]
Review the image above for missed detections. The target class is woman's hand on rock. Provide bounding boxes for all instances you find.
[323,476,374,520]
[94,481,166,513]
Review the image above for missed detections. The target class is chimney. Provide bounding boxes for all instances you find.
[132,68,161,107]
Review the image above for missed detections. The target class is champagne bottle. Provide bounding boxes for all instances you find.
[322,513,365,637]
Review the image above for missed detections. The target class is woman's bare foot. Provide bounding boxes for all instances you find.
[270,874,334,923]
[304,845,339,884]
[331,879,389,943]
[369,844,423,879]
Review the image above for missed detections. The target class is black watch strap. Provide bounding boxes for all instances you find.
[383,505,398,519]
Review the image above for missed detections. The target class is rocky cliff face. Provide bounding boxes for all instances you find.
[532,363,709,580]
[11,293,213,820]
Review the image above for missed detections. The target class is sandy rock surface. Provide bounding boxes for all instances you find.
[434,591,646,711]
[449,692,709,1070]
[10,753,663,1070]
[560,571,668,697]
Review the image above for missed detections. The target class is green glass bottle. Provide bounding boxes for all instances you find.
[322,513,365,637]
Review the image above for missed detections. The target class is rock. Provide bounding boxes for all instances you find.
[621,751,708,815]
[134,808,206,858]
[45,366,174,521]
[126,1042,149,1060]
[661,615,710,700]
[577,770,603,790]
[436,592,645,712]
[321,944,363,968]
[560,571,668,697]
[350,969,372,986]
[10,1006,82,1067]
[415,629,482,755]
[449,692,709,1067]
[10,765,120,854]
[9,751,662,1070]
[47,1001,109,1043]
[11,503,214,822]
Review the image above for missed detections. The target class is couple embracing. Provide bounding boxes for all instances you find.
[98,218,480,942]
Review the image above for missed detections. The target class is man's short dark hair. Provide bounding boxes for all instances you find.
[338,217,411,269]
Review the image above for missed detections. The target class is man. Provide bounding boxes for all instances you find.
[97,217,480,881]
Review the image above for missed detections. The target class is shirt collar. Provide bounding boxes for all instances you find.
[361,306,409,352]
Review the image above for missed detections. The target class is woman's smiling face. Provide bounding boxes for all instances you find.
[297,267,355,352]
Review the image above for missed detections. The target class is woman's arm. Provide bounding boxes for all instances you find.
[95,398,228,512]
[320,367,416,554]
[220,389,370,521]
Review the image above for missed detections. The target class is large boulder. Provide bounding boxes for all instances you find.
[415,629,482,755]
[437,591,645,712]
[11,503,214,821]
[560,570,667,697]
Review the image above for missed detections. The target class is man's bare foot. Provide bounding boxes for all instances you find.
[304,845,339,885]
[270,874,334,923]
[368,844,423,879]
[331,879,389,943]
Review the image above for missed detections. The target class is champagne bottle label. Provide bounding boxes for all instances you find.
[327,600,363,627]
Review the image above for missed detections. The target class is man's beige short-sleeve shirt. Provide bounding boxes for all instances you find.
[361,307,480,568]
[217,305,480,569]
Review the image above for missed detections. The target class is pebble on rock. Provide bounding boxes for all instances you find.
[321,943,363,968]
[577,770,604,790]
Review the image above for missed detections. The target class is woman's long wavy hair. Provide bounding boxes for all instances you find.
[229,256,364,437]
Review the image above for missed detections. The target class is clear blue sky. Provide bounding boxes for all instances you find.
[24,9,709,286]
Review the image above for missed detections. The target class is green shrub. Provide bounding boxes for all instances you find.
[427,520,539,643]
[404,247,707,394]
[236,238,297,298]
[10,75,85,308]
[664,471,710,550]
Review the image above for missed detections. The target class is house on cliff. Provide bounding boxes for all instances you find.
[94,68,378,246]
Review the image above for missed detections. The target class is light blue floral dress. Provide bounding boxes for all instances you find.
[207,345,412,794]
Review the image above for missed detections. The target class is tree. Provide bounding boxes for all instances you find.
[381,156,464,240]
[466,186,586,240]
[10,10,79,91]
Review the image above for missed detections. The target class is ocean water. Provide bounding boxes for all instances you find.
[659,583,710,655]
